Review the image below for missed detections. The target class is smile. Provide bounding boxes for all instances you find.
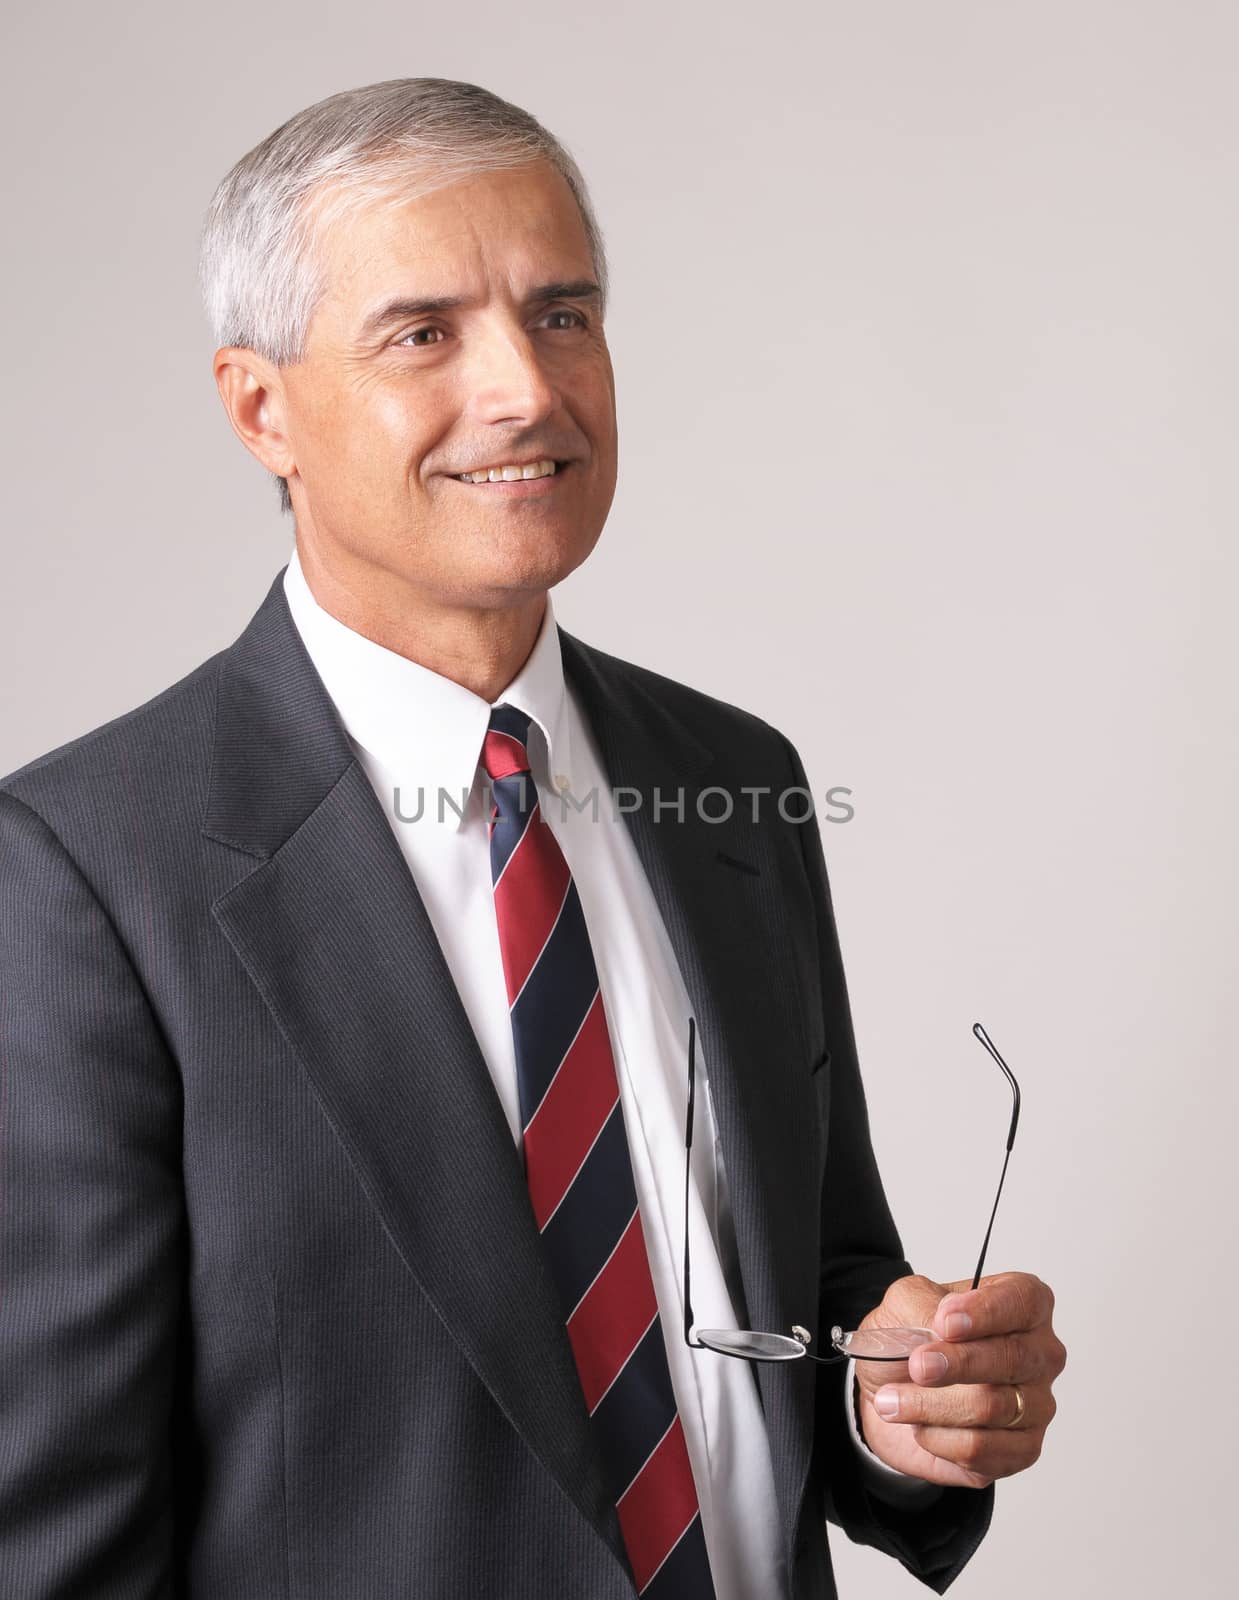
[453,458,565,485]
[455,458,561,484]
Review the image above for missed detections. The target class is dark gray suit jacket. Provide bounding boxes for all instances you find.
[0,569,993,1597]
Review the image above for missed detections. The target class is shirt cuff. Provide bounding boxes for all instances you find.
[845,1358,946,1508]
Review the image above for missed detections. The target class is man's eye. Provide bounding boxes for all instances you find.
[542,309,586,331]
[398,327,444,348]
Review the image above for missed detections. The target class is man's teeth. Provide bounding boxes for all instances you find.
[456,459,559,483]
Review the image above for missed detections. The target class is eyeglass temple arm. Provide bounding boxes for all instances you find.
[683,1017,701,1349]
[684,1017,849,1363]
[969,1023,1021,1291]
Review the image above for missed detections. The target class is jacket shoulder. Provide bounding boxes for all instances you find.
[560,631,794,762]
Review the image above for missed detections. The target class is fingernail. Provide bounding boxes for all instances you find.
[914,1350,949,1382]
[944,1312,972,1340]
[874,1387,900,1419]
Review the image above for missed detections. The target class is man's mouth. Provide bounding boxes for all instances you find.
[452,458,566,485]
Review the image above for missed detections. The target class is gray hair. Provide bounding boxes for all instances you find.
[198,78,609,515]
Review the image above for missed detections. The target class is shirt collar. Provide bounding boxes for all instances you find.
[282,544,572,830]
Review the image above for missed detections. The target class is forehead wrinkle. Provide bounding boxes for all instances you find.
[307,166,595,351]
[313,228,477,353]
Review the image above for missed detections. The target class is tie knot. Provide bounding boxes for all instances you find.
[482,702,533,782]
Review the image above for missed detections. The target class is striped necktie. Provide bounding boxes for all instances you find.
[481,703,716,1598]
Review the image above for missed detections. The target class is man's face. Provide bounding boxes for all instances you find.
[276,160,617,611]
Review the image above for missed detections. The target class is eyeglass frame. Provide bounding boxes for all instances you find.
[681,1016,1021,1364]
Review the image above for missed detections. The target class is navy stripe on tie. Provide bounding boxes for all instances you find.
[489,773,537,881]
[591,1315,679,1500]
[539,1101,638,1311]
[488,702,533,744]
[642,1512,714,1599]
[509,882,599,1122]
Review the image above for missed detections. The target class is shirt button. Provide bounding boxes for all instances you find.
[554,773,571,790]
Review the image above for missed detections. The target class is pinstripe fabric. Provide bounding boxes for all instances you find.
[483,704,715,1597]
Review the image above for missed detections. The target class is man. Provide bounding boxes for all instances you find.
[0,79,1064,1598]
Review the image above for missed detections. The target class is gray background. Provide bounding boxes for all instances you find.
[3,2,1234,1594]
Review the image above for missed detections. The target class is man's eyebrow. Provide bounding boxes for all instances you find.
[358,280,602,340]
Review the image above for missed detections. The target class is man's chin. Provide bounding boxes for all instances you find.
[444,562,588,612]
[448,532,603,605]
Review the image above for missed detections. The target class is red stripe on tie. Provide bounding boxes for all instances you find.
[482,728,529,781]
[566,1211,658,1412]
[616,1417,700,1594]
[491,805,571,1003]
[523,991,617,1228]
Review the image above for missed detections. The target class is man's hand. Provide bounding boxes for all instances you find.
[851,1270,1066,1490]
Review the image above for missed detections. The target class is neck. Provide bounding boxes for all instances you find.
[294,538,547,703]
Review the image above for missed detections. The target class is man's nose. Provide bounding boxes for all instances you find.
[466,325,560,427]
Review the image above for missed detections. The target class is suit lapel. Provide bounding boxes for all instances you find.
[203,571,625,1570]
[559,629,821,1554]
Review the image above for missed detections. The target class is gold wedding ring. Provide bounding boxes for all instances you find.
[1003,1385,1026,1428]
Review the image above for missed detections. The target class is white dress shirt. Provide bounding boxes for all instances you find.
[281,548,939,1596]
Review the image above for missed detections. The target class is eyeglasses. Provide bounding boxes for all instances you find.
[682,1018,1021,1364]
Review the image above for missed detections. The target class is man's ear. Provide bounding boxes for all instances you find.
[212,348,296,480]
